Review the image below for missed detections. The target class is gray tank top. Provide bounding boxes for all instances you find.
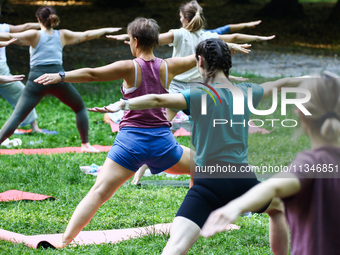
[30,30,63,67]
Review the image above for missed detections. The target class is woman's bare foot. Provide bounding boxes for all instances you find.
[81,143,100,153]
[52,234,72,249]
[30,120,42,133]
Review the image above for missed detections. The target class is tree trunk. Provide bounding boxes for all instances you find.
[259,0,304,18]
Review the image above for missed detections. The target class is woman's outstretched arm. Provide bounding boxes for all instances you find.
[0,74,25,83]
[201,173,301,238]
[34,60,133,85]
[228,20,262,33]
[219,33,275,43]
[0,38,18,47]
[88,93,188,113]
[0,30,39,46]
[60,27,121,46]
[165,43,250,80]
[107,31,174,45]
[260,76,309,101]
[9,22,40,33]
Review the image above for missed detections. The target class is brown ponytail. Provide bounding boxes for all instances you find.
[36,6,60,29]
[298,72,340,141]
[49,14,60,28]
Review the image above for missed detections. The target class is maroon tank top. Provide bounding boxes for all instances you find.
[119,57,171,129]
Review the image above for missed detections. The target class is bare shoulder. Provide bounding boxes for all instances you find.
[163,57,177,69]
[58,29,72,33]
[23,29,40,36]
[101,59,135,78]
[113,59,135,70]
[58,29,73,37]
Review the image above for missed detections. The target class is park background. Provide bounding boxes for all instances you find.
[1,0,339,254]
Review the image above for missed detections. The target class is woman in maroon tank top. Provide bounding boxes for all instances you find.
[34,17,222,248]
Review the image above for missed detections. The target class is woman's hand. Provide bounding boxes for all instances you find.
[255,35,275,42]
[106,34,128,40]
[228,43,251,54]
[88,101,122,113]
[0,74,24,84]
[201,205,241,238]
[0,38,18,47]
[106,34,130,45]
[245,20,262,29]
[105,28,122,34]
[34,73,61,85]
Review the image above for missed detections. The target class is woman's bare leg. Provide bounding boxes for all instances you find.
[131,164,148,185]
[162,216,200,255]
[165,145,195,187]
[57,157,134,248]
[30,119,42,133]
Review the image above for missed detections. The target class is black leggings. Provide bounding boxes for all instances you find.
[0,65,89,144]
[176,162,265,228]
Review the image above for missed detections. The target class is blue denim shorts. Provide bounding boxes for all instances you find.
[107,127,183,174]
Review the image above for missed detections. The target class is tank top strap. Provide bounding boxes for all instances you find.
[132,59,138,88]
[133,57,165,89]
[163,60,168,89]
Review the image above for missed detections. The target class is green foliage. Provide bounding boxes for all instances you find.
[0,77,309,253]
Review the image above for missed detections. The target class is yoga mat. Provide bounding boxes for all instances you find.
[139,180,190,187]
[110,121,120,133]
[105,113,120,132]
[173,127,191,137]
[0,190,54,202]
[0,223,239,249]
[0,145,111,155]
[14,129,58,135]
[0,223,171,249]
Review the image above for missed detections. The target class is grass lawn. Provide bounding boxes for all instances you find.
[0,77,310,254]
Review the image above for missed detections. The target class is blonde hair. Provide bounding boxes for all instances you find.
[298,71,340,141]
[179,0,205,32]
